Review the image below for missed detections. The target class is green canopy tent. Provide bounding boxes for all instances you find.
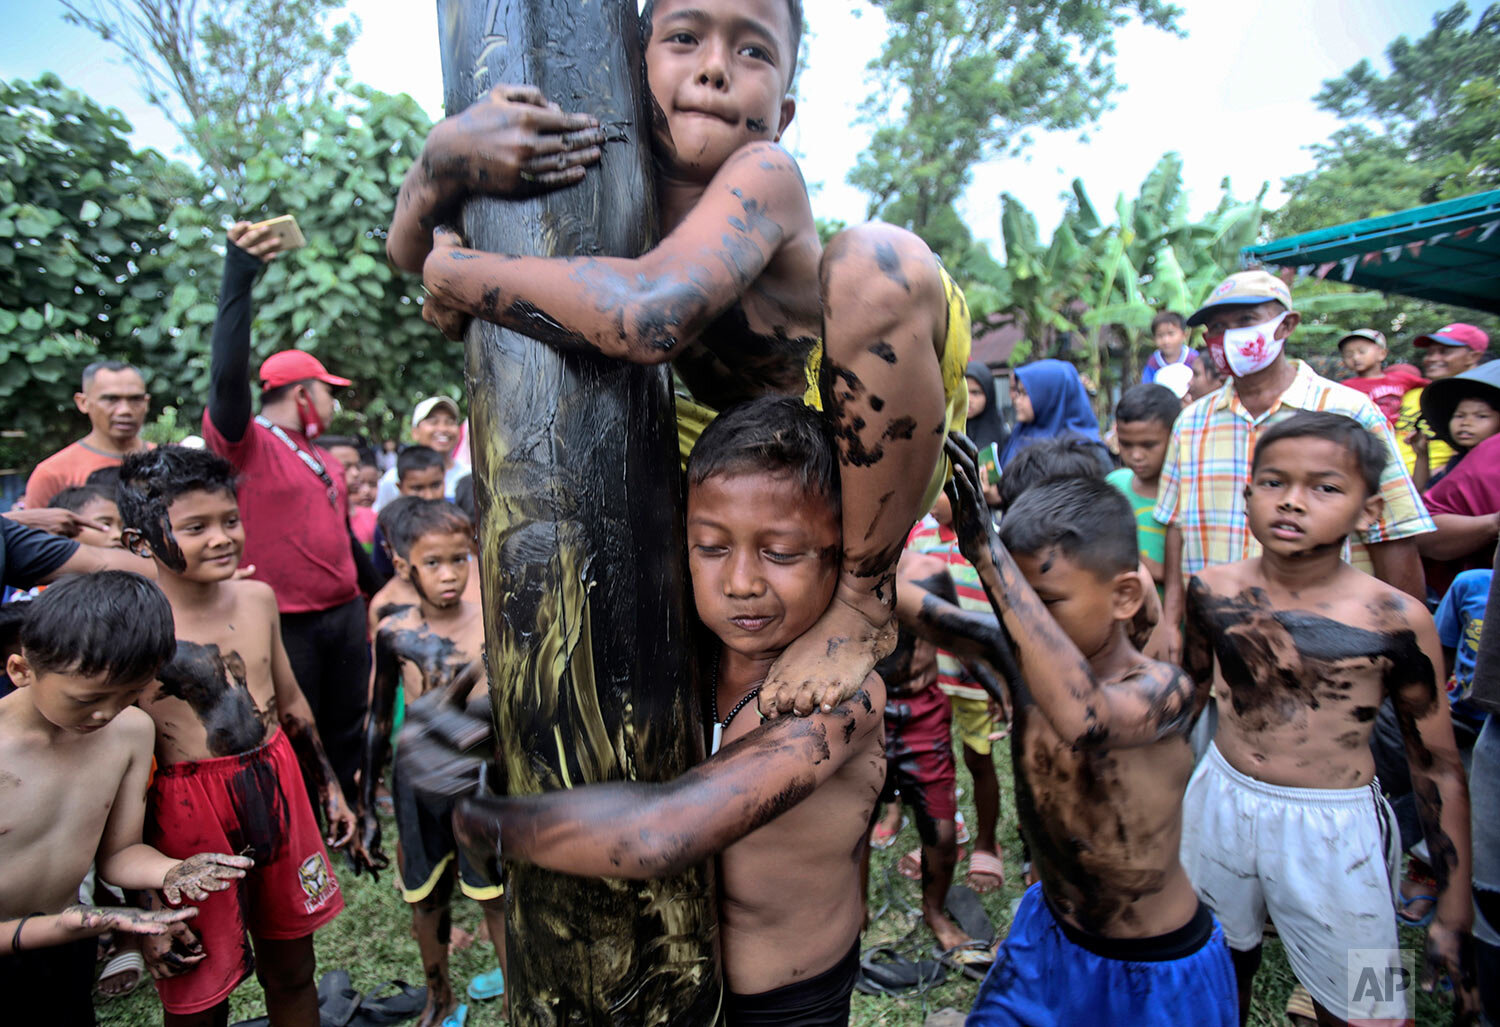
[1240,190,1500,314]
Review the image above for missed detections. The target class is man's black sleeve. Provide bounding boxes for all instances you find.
[207,243,266,443]
[0,517,80,591]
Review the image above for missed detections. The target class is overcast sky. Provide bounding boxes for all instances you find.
[2,1,1454,256]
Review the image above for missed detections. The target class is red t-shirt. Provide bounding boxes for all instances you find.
[1342,364,1428,424]
[202,412,358,614]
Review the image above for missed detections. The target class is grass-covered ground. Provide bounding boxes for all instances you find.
[97,733,1459,1025]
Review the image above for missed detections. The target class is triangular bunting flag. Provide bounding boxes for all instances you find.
[1479,220,1500,242]
[1456,226,1475,239]
[1383,246,1402,262]
[1316,262,1337,279]
[1405,241,1425,259]
[1340,255,1359,279]
[1361,251,1382,266]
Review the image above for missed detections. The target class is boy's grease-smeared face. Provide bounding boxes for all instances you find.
[1245,437,1382,559]
[687,470,839,662]
[1450,397,1500,450]
[74,495,123,550]
[1010,547,1139,661]
[645,0,796,181]
[7,655,151,734]
[398,466,445,500]
[398,530,471,610]
[128,487,243,579]
[1115,419,1171,486]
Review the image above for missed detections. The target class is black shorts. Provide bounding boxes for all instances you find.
[0,934,96,1026]
[392,763,502,904]
[725,940,859,1026]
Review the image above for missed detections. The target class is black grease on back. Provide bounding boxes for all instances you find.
[155,641,267,756]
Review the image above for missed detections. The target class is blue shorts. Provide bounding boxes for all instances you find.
[967,884,1237,1027]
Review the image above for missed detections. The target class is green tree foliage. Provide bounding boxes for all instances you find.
[849,0,1181,264]
[1269,2,1500,354]
[0,73,449,467]
[61,0,360,198]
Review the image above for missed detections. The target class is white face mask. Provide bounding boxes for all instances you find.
[1206,311,1289,378]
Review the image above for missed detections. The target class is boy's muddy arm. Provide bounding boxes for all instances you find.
[1148,523,1185,663]
[388,84,605,272]
[268,614,356,848]
[451,690,881,881]
[943,434,1195,748]
[421,142,808,356]
[1,906,198,954]
[1390,613,1479,1015]
[894,552,1022,700]
[352,630,402,874]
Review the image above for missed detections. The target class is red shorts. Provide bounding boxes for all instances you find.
[147,729,343,1015]
[882,684,958,842]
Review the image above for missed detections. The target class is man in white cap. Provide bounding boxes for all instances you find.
[373,395,467,512]
[1150,270,1434,661]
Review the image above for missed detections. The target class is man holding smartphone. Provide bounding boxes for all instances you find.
[202,219,368,807]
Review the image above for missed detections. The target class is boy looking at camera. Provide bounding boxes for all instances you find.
[352,499,504,1027]
[0,573,249,1027]
[118,446,355,1027]
[403,397,885,1025]
[1106,383,1179,592]
[391,0,972,719]
[1181,411,1477,1024]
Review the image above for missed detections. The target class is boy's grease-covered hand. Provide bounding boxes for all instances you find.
[396,687,495,801]
[320,790,357,850]
[60,903,197,936]
[943,432,1002,571]
[421,226,473,341]
[160,852,254,905]
[349,810,389,879]
[427,84,606,197]
[226,220,287,263]
[1424,920,1480,1024]
[142,919,207,980]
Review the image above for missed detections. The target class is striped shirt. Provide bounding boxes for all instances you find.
[1154,359,1433,576]
[907,519,991,701]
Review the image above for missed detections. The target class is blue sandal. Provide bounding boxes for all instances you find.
[440,1003,468,1027]
[1397,891,1437,928]
[467,967,505,1001]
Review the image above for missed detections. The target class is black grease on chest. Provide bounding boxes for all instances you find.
[155,641,267,756]
[1189,585,1435,733]
[388,625,467,695]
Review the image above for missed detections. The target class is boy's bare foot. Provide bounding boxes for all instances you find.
[758,589,896,717]
[449,924,476,952]
[927,913,972,954]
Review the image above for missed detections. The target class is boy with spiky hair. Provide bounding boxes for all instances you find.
[0,572,249,1027]
[117,446,355,1027]
[1182,411,1477,1024]
[391,0,972,718]
[402,397,886,1025]
[351,498,503,1027]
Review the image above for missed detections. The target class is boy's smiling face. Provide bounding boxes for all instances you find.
[1245,437,1381,559]
[687,469,839,663]
[645,0,796,181]
[162,488,244,581]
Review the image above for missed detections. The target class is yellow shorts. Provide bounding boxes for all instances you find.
[675,265,971,516]
[948,693,997,756]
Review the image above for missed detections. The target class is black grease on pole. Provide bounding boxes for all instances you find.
[436,1,720,1023]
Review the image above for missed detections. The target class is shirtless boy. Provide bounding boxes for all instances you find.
[352,498,504,1027]
[404,397,886,1024]
[117,446,356,1027]
[0,573,249,1026]
[940,444,1237,1027]
[390,0,971,718]
[1181,411,1477,1025]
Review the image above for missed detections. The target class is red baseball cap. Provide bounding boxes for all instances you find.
[259,350,352,390]
[1413,323,1489,354]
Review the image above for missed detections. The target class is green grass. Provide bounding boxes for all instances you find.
[96,735,1462,1025]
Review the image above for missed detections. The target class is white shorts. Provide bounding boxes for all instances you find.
[1181,742,1402,1023]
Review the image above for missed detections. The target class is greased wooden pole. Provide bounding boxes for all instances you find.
[436,0,721,1022]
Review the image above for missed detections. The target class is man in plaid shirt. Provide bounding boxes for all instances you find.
[1151,271,1433,661]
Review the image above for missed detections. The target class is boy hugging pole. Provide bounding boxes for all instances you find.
[435,0,720,1022]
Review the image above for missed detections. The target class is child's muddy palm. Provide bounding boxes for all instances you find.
[141,919,206,980]
[63,903,198,936]
[161,852,253,904]
[943,433,1001,571]
[758,590,897,717]
[350,812,389,878]
[321,791,357,850]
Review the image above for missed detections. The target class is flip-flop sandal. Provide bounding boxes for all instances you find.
[440,1003,468,1027]
[1397,891,1438,928]
[945,884,996,945]
[466,967,505,1001]
[1285,984,1317,1026]
[95,950,146,1002]
[351,980,428,1026]
[853,946,947,995]
[965,850,1005,895]
[934,940,995,982]
[955,811,970,846]
[870,814,908,850]
[898,845,968,880]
